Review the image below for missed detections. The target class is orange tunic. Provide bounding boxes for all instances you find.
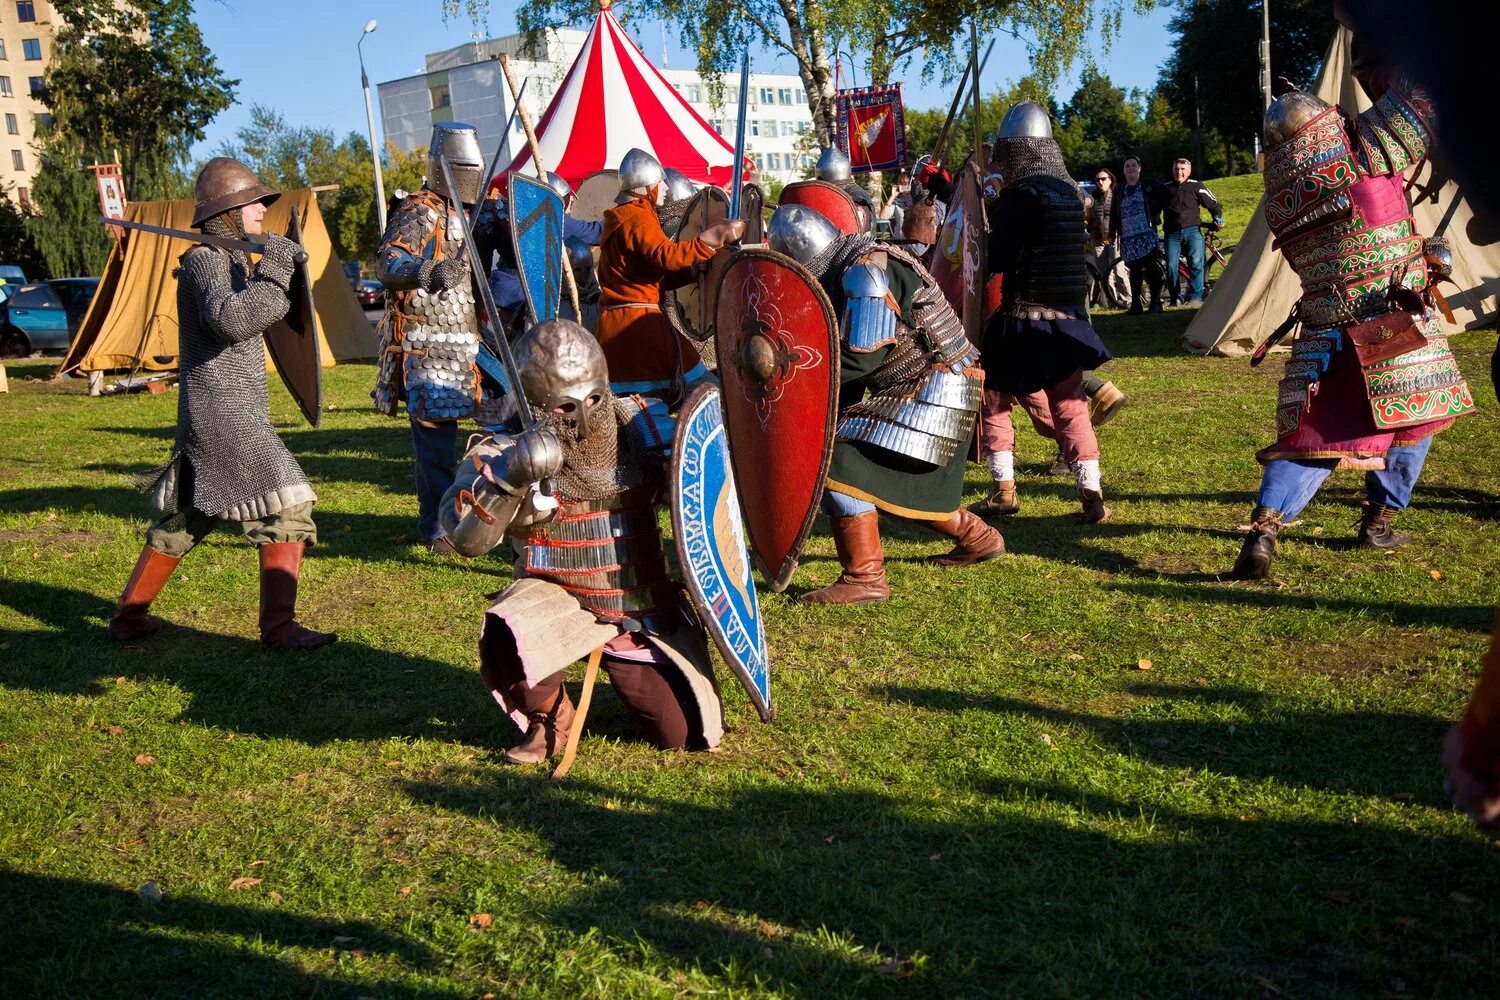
[595,195,715,395]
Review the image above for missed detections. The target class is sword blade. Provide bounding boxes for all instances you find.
[440,154,537,430]
[101,216,308,264]
[728,53,750,221]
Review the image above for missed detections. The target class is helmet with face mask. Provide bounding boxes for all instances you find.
[516,319,611,445]
[428,122,485,205]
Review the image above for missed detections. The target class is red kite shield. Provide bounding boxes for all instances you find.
[713,248,838,592]
[664,185,730,352]
[263,206,322,426]
[929,161,987,347]
[777,180,861,235]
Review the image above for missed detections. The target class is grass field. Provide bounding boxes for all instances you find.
[1,309,1498,996]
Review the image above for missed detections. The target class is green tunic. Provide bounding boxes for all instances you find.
[824,258,969,521]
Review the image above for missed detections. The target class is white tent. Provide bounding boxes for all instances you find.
[1184,28,1500,357]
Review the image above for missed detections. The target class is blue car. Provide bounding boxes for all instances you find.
[1,278,100,356]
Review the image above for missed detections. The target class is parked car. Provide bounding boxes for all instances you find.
[0,264,28,286]
[1,278,100,356]
[356,279,386,308]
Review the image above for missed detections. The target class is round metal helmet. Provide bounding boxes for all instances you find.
[815,147,853,182]
[428,122,484,205]
[993,101,1054,144]
[545,170,573,201]
[191,157,280,227]
[516,318,610,414]
[662,167,695,203]
[1263,91,1334,148]
[618,147,665,193]
[564,234,595,272]
[767,204,841,267]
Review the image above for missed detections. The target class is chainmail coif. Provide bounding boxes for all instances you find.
[993,136,1073,187]
[804,232,877,291]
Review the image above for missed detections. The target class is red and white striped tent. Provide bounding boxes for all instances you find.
[504,2,749,188]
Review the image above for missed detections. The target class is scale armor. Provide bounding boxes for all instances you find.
[374,189,480,421]
[834,243,983,465]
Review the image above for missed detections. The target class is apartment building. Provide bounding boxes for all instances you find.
[0,0,54,208]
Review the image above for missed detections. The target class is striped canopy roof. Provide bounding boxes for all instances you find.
[503,5,749,188]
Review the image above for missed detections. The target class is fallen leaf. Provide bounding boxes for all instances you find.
[1429,569,1443,581]
[397,885,414,897]
[268,891,284,904]
[1322,889,1353,904]
[228,877,262,891]
[1450,891,1475,905]
[469,913,493,929]
[248,859,267,867]
[104,725,123,736]
[134,754,155,766]
[1254,975,1283,995]
[1039,732,1056,747]
[1137,658,1153,671]
[115,676,128,686]
[1066,653,1084,661]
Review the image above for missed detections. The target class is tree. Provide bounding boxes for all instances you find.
[1158,0,1335,166]
[0,186,47,280]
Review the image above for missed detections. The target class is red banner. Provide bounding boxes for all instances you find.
[835,85,907,174]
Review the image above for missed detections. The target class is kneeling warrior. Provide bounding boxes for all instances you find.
[1230,79,1474,579]
[766,204,1005,606]
[109,158,334,650]
[441,319,725,762]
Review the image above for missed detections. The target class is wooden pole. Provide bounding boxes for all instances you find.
[499,53,582,321]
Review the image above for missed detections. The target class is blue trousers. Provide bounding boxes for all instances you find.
[411,418,459,543]
[1256,437,1433,521]
[822,490,876,517]
[1164,226,1206,303]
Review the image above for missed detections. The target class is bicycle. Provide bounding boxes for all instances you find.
[1167,224,1236,302]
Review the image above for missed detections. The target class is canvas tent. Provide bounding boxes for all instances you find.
[58,189,377,375]
[1184,28,1500,357]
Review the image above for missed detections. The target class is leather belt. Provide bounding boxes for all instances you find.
[601,302,661,313]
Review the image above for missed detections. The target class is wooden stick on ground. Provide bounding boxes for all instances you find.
[552,645,604,781]
[499,53,582,321]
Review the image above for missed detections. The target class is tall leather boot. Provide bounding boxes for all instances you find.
[926,509,1006,567]
[969,480,1019,516]
[802,511,891,605]
[1046,445,1071,477]
[1088,380,1126,426]
[504,685,576,764]
[258,542,337,651]
[1231,507,1282,580]
[1359,503,1411,549]
[107,545,181,641]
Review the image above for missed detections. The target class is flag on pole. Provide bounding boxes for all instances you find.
[835,85,907,174]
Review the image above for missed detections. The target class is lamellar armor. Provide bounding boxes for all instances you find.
[834,244,983,465]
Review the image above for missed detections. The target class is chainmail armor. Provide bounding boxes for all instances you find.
[542,393,656,502]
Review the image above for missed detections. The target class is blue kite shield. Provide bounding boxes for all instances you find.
[508,173,564,327]
[671,383,773,723]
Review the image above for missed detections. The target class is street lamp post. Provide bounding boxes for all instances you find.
[358,20,389,236]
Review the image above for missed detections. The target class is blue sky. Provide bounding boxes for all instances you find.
[189,1,1176,159]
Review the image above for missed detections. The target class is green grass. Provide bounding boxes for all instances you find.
[1203,173,1264,285]
[2,324,1499,997]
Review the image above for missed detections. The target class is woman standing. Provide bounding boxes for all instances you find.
[1108,155,1168,314]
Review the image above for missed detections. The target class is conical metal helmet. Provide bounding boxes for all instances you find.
[618,147,665,193]
[428,121,484,205]
[663,167,695,203]
[815,147,853,182]
[993,101,1054,143]
[191,157,280,227]
[767,203,840,266]
[1263,91,1334,149]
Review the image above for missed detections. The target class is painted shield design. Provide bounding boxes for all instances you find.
[570,168,619,224]
[741,182,766,243]
[509,173,565,327]
[663,185,729,351]
[777,179,861,235]
[263,205,322,427]
[713,248,838,592]
[930,161,987,347]
[670,383,773,723]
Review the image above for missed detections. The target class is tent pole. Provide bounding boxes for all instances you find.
[499,53,582,322]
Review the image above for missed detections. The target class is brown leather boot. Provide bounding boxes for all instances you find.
[1358,503,1411,549]
[1231,507,1282,580]
[504,687,576,764]
[258,542,337,651]
[1088,380,1126,426]
[926,509,1006,567]
[968,480,1019,516]
[1046,446,1070,477]
[108,546,181,641]
[1080,489,1112,523]
[801,511,890,605]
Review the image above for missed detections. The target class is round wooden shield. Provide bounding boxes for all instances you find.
[570,169,620,224]
[713,248,839,592]
[741,182,766,244]
[778,179,861,235]
[663,186,730,352]
[929,162,987,347]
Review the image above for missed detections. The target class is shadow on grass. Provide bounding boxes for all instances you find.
[0,577,497,747]
[403,772,1499,996]
[0,870,457,999]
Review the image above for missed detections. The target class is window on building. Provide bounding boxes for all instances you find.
[762,119,776,137]
[778,88,792,105]
[0,78,11,98]
[802,155,814,169]
[796,89,808,105]
[0,39,7,60]
[5,114,16,135]
[768,153,780,171]
[687,85,701,103]
[22,38,42,60]
[430,84,450,108]
[758,87,774,104]
[28,76,43,96]
[781,121,795,137]
[11,150,22,171]
[749,121,759,137]
[17,2,38,22]
[797,121,810,135]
